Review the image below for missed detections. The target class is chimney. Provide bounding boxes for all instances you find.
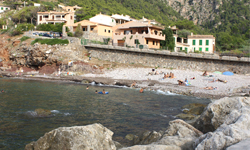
[191,32,193,36]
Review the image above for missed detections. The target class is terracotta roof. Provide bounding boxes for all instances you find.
[188,35,215,39]
[72,20,98,26]
[37,11,72,14]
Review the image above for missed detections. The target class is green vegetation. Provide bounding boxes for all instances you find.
[31,38,69,45]
[67,32,73,37]
[161,27,175,51]
[37,23,64,33]
[74,24,83,37]
[20,36,31,42]
[61,0,182,25]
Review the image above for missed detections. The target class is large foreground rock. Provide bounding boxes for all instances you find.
[25,123,116,150]
[120,119,203,150]
[194,97,250,150]
[226,138,250,150]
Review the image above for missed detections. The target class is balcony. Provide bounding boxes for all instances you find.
[114,31,165,40]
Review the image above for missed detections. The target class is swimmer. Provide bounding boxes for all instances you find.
[139,88,144,93]
[1,90,4,93]
[102,89,105,94]
[86,86,89,90]
[95,90,98,93]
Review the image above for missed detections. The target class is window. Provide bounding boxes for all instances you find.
[146,40,148,44]
[156,41,158,46]
[5,8,8,10]
[206,40,209,45]
[108,30,110,33]
[71,16,73,20]
[112,19,114,22]
[135,39,139,44]
[153,41,155,45]
[199,47,202,51]
[105,29,106,32]
[130,30,132,34]
[206,48,209,51]
[1,7,3,10]
[91,28,94,31]
[68,9,70,11]
[83,28,86,31]
[44,15,48,18]
[194,47,196,51]
[185,47,188,51]
[193,40,196,45]
[180,47,182,50]
[199,40,202,45]
[116,20,118,23]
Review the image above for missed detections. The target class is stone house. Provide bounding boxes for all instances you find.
[58,5,81,12]
[112,21,165,49]
[37,11,74,26]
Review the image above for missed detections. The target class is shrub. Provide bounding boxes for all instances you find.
[31,38,69,45]
[20,36,30,42]
[74,24,83,37]
[67,32,73,37]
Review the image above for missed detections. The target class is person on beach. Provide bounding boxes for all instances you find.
[131,81,136,87]
[218,79,227,83]
[155,70,159,75]
[178,80,185,86]
[203,86,217,90]
[139,88,144,93]
[86,86,89,89]
[1,90,4,93]
[170,72,175,78]
[202,71,209,76]
[102,89,106,94]
[163,73,169,79]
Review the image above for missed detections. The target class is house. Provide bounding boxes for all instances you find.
[171,26,215,53]
[89,12,116,27]
[111,14,135,25]
[63,20,113,42]
[34,3,41,7]
[37,11,74,25]
[112,21,165,49]
[58,5,82,12]
[0,5,10,13]
[139,16,161,25]
[187,34,215,53]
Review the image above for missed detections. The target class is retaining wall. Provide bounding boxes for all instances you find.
[85,44,250,74]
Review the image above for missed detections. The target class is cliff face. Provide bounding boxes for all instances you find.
[167,0,222,25]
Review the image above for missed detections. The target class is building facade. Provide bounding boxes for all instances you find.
[187,34,215,53]
[37,11,74,25]
[89,13,116,27]
[0,6,10,13]
[112,21,165,49]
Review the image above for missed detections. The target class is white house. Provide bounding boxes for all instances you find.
[187,34,215,53]
[89,12,116,27]
[34,3,41,7]
[0,6,10,13]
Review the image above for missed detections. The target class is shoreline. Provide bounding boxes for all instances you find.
[1,68,249,99]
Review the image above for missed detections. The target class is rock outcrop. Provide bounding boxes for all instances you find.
[167,0,222,25]
[121,119,203,150]
[25,123,116,150]
[194,97,250,150]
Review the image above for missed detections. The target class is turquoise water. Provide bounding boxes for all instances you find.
[0,78,210,149]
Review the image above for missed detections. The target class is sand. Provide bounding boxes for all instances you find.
[82,67,250,99]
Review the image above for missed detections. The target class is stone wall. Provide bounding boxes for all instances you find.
[85,44,250,74]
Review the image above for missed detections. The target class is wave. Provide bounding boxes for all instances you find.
[155,90,178,95]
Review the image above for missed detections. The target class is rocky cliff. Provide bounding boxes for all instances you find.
[166,0,222,25]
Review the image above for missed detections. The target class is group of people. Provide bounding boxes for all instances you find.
[163,72,175,79]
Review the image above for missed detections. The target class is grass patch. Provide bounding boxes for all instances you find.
[20,36,30,42]
[31,38,69,45]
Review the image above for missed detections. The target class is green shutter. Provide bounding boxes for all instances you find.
[193,40,195,45]
[199,40,202,45]
[6,8,8,10]
[180,47,182,50]
[206,48,209,51]
[206,40,209,45]
[194,47,196,51]
[1,7,3,10]
[199,48,202,51]
[185,47,187,51]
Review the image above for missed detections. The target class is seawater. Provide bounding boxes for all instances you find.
[0,78,211,149]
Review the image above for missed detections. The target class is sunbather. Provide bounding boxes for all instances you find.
[131,80,136,87]
[178,80,186,86]
[218,79,227,83]
[170,72,175,78]
[202,71,209,76]
[204,86,217,90]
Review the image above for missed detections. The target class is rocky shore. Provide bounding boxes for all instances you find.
[24,97,250,150]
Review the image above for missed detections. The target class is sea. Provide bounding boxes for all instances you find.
[0,78,211,149]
